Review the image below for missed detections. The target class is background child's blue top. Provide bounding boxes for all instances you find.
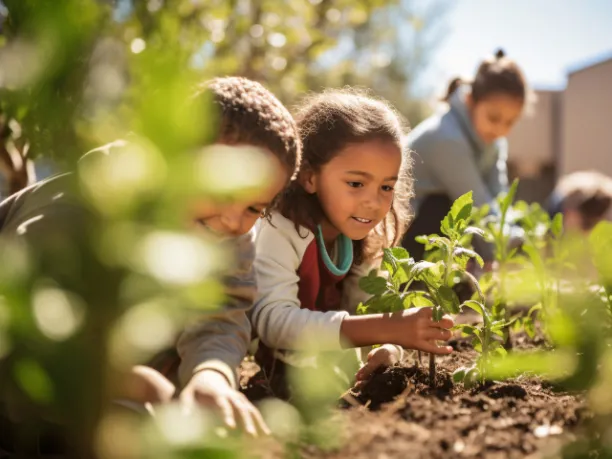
[406,85,509,209]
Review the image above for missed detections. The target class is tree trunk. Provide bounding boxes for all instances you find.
[0,139,36,196]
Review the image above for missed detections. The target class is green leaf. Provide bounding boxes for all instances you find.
[382,247,410,277]
[415,235,429,245]
[359,271,388,296]
[461,300,486,318]
[464,226,485,237]
[369,294,405,313]
[387,247,410,261]
[453,248,484,268]
[493,346,507,357]
[442,192,473,236]
[464,367,480,387]
[507,247,520,260]
[473,342,482,353]
[356,302,368,315]
[451,191,474,222]
[427,236,451,250]
[500,179,519,216]
[492,329,504,337]
[589,221,612,284]
[438,285,460,314]
[452,367,466,383]
[551,213,563,238]
[411,260,436,277]
[527,303,542,319]
[524,317,536,338]
[404,292,434,308]
[523,245,545,276]
[393,257,415,285]
[512,318,524,332]
[441,213,454,237]
[461,325,477,336]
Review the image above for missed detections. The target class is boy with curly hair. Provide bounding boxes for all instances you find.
[0,77,301,448]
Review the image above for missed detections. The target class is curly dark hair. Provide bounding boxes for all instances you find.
[275,88,414,264]
[199,76,301,181]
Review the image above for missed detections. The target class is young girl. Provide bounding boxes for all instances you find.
[250,90,454,390]
[403,49,529,262]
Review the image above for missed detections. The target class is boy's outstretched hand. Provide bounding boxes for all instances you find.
[180,369,270,437]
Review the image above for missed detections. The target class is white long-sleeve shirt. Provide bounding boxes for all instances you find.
[251,212,402,364]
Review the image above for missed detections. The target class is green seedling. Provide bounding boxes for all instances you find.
[452,298,510,388]
[359,192,484,387]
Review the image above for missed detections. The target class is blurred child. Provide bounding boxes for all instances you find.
[548,171,612,233]
[403,49,529,262]
[250,90,454,393]
[0,77,301,447]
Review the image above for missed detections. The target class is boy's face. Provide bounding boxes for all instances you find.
[189,148,288,238]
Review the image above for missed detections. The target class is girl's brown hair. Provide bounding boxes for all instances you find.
[443,49,528,104]
[274,89,413,264]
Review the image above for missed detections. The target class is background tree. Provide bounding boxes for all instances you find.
[0,0,449,196]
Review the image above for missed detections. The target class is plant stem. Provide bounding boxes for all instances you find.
[429,353,436,387]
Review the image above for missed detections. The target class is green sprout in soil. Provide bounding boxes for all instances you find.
[358,192,485,387]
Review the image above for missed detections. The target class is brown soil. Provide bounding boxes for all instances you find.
[241,334,587,459]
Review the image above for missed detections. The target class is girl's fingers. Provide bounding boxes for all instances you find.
[421,341,453,355]
[429,315,455,330]
[425,328,452,341]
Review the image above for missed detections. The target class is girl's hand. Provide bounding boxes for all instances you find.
[388,307,454,354]
[340,307,454,354]
[355,344,400,382]
[179,370,270,437]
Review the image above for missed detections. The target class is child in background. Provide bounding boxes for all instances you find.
[0,77,301,447]
[251,90,454,391]
[548,171,612,233]
[403,49,529,262]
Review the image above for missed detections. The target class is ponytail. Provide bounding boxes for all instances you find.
[471,48,527,104]
[442,77,464,102]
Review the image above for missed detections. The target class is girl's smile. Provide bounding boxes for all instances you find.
[301,139,402,243]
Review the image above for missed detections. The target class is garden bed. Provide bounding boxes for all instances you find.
[241,332,587,459]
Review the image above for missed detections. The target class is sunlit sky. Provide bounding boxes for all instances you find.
[417,0,612,97]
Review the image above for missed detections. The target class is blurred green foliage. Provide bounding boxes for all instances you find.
[0,0,448,196]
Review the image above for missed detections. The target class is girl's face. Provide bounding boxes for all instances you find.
[301,139,402,242]
[467,93,524,145]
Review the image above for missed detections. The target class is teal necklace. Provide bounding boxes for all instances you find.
[315,224,353,276]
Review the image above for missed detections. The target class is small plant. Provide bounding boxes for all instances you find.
[473,179,567,346]
[452,299,510,387]
[358,191,485,386]
[471,179,521,347]
[589,221,612,328]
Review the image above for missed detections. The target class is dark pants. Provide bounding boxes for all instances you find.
[402,194,453,261]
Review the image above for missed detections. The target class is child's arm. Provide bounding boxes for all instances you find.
[342,259,404,357]
[176,230,269,435]
[177,231,256,388]
[252,215,351,351]
[339,308,453,354]
[253,215,454,354]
